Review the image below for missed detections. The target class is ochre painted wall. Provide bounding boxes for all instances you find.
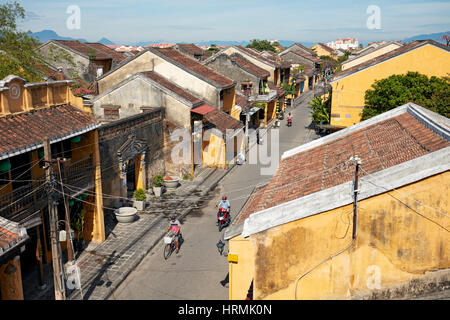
[228,235,255,300]
[311,44,336,59]
[202,132,226,167]
[229,171,450,300]
[330,44,450,127]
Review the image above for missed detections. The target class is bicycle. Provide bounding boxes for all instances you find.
[163,233,183,260]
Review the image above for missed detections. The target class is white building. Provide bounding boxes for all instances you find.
[326,38,359,51]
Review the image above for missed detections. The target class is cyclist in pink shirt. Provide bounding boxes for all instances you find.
[166,215,182,253]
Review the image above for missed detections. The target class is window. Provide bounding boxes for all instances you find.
[102,104,120,121]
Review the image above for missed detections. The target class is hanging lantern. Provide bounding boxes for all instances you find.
[69,200,74,207]
[71,136,82,143]
[81,193,89,198]
[38,148,44,159]
[0,160,11,172]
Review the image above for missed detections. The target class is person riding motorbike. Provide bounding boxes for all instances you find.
[217,196,231,229]
[166,215,182,253]
[218,195,230,213]
[287,113,293,126]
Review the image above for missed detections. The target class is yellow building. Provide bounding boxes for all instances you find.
[224,103,450,300]
[330,40,450,128]
[311,43,338,59]
[0,75,105,299]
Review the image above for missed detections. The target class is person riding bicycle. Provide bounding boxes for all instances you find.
[166,215,182,253]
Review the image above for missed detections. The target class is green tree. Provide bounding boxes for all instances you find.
[0,1,43,81]
[246,39,277,53]
[281,81,297,106]
[362,72,450,120]
[308,92,332,125]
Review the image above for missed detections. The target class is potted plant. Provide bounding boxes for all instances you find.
[71,209,85,252]
[152,175,164,197]
[163,175,179,189]
[133,188,146,211]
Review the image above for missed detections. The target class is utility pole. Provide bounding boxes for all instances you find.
[351,155,362,239]
[57,158,74,262]
[43,138,66,300]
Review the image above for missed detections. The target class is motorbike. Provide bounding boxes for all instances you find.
[278,111,284,120]
[287,118,292,127]
[217,207,231,231]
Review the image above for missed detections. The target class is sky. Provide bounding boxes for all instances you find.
[17,0,450,44]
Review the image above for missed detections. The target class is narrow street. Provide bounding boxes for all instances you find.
[111,89,320,300]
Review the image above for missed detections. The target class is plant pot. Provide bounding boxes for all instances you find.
[133,200,146,211]
[163,176,179,189]
[114,207,137,223]
[153,186,162,197]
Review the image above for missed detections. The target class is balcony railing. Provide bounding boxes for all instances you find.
[256,90,278,102]
[0,155,94,223]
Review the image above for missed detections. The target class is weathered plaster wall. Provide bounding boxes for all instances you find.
[97,51,156,94]
[223,47,275,84]
[204,55,261,98]
[232,172,449,300]
[98,111,165,208]
[38,42,91,82]
[279,52,315,69]
[93,76,191,129]
[98,50,219,108]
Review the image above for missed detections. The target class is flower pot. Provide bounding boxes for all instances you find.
[163,176,179,189]
[114,207,137,223]
[153,186,162,197]
[133,200,145,211]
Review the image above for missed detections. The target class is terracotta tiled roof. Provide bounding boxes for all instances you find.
[0,217,28,258]
[332,40,449,82]
[234,183,268,225]
[203,109,244,135]
[176,43,206,56]
[53,40,111,60]
[141,71,203,106]
[236,111,450,224]
[292,51,322,63]
[153,48,235,89]
[230,53,270,78]
[293,43,317,56]
[235,92,249,108]
[0,105,98,158]
[236,46,281,68]
[85,42,127,62]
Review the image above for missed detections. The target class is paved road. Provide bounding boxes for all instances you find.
[111,90,319,300]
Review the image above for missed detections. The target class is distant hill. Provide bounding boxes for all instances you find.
[98,37,116,45]
[29,30,115,45]
[30,30,87,43]
[403,31,449,44]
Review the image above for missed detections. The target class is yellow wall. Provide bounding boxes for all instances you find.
[0,77,84,116]
[202,132,226,167]
[229,171,450,300]
[228,235,255,300]
[221,87,236,114]
[330,44,450,127]
[311,44,336,59]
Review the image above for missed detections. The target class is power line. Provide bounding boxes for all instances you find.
[360,166,449,219]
